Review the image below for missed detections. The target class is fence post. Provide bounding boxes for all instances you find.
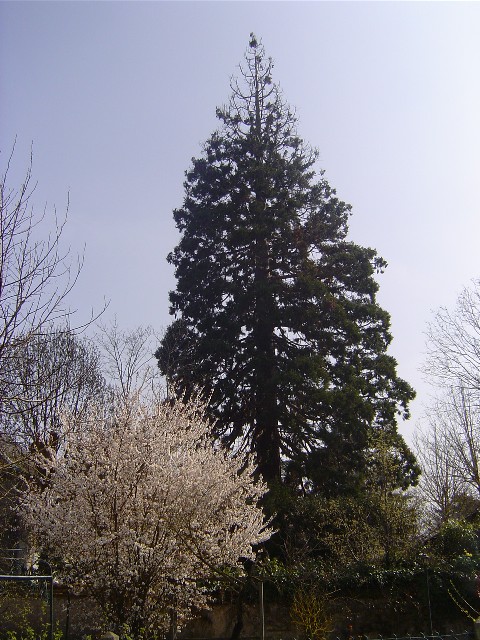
[474,617,480,640]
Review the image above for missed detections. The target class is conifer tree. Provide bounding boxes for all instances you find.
[157,35,416,491]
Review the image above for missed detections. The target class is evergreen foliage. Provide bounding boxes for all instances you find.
[157,35,416,490]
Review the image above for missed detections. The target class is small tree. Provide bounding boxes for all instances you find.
[21,393,271,637]
[290,589,333,640]
[97,320,162,401]
[415,388,480,526]
[363,431,420,566]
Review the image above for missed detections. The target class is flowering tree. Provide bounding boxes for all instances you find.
[22,394,271,637]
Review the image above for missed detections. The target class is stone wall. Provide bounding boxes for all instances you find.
[0,589,475,639]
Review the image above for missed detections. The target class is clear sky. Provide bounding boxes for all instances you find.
[1,1,480,443]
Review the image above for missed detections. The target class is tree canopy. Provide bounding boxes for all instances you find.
[157,35,416,492]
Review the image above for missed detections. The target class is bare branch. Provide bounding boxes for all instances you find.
[414,387,480,527]
[0,147,107,405]
[96,320,163,401]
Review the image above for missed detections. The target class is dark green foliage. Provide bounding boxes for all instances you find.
[157,35,416,490]
[266,471,419,571]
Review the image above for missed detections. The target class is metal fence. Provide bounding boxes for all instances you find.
[0,550,54,640]
[175,634,475,640]
[336,632,475,640]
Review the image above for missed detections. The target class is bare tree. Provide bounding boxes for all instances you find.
[0,327,106,550]
[415,388,480,526]
[0,146,103,403]
[424,279,480,392]
[0,145,105,517]
[1,327,105,459]
[419,281,480,525]
[414,406,476,526]
[445,386,480,495]
[96,320,162,400]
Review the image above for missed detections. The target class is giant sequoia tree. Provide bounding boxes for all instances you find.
[157,36,416,491]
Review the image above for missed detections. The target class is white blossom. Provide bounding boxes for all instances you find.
[21,393,271,636]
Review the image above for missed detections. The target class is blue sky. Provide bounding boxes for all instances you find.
[1,1,480,442]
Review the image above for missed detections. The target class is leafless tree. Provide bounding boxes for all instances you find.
[96,320,162,400]
[1,327,105,458]
[0,145,105,517]
[415,387,480,527]
[415,417,470,526]
[418,281,480,526]
[424,279,480,393]
[445,386,480,495]
[0,328,105,539]
[0,326,105,553]
[0,146,104,403]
